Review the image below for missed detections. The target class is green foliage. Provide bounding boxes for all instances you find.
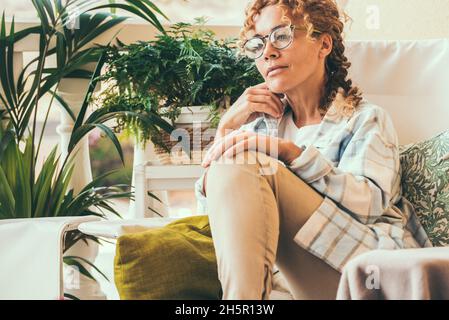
[1,0,168,142]
[97,17,263,146]
[90,133,134,188]
[0,0,169,299]
[0,125,132,220]
[0,0,169,220]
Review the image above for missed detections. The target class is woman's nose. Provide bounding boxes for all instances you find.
[263,41,280,61]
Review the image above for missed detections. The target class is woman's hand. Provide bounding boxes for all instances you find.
[201,131,302,168]
[216,83,284,139]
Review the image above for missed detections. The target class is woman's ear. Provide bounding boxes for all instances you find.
[319,34,333,59]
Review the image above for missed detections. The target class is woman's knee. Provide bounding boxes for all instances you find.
[205,151,261,193]
[206,150,283,194]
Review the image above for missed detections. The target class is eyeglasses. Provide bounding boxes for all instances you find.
[242,24,321,60]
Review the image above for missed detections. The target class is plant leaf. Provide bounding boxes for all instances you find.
[64,255,109,282]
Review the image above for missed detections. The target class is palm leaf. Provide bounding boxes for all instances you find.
[14,135,32,218]
[74,15,127,51]
[41,0,56,26]
[56,32,67,71]
[51,161,75,217]
[0,166,15,218]
[79,169,124,193]
[6,16,17,107]
[0,13,17,116]
[33,147,58,218]
[70,51,106,143]
[87,3,164,33]
[125,0,166,32]
[63,293,80,300]
[64,255,109,281]
[31,0,51,35]
[63,256,95,281]
[48,90,76,121]
[70,123,124,165]
[138,0,169,21]
[0,128,14,160]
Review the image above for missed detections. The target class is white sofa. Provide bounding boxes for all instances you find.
[1,38,448,300]
[79,38,449,299]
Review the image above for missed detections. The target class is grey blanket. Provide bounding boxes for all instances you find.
[336,247,449,300]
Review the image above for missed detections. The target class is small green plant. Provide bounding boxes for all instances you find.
[97,17,263,148]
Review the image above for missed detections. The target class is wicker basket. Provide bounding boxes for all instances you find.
[154,125,216,165]
[153,106,217,165]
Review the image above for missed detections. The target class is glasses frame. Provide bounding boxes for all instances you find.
[243,24,322,60]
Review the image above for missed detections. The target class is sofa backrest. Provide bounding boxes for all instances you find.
[345,39,449,145]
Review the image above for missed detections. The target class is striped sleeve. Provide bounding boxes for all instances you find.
[287,106,400,225]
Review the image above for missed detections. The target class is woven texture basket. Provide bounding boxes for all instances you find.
[154,125,216,165]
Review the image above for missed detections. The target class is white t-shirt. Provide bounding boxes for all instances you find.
[278,109,321,147]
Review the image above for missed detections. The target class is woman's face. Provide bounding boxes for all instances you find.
[251,5,326,94]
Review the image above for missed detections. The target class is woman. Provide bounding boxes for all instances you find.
[194,0,431,300]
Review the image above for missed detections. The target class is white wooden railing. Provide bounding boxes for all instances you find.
[7,20,238,217]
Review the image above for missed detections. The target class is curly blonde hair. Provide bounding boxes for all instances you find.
[240,0,363,117]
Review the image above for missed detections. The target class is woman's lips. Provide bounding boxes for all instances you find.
[267,66,288,77]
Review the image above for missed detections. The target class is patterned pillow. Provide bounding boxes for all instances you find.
[399,130,449,246]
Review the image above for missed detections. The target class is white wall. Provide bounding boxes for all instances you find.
[343,0,449,40]
[2,1,449,40]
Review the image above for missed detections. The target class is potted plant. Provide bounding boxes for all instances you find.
[96,17,263,165]
[0,0,172,299]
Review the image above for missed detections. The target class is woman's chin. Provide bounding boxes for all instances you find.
[267,79,289,94]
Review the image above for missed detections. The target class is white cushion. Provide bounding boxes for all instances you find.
[346,39,449,144]
[78,217,180,239]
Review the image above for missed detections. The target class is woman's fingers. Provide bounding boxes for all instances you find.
[211,131,253,160]
[223,135,275,158]
[248,101,282,118]
[245,92,284,116]
[246,89,284,108]
[222,136,254,159]
[201,131,255,167]
[202,130,240,166]
[201,132,279,168]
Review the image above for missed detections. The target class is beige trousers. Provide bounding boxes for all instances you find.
[205,150,341,300]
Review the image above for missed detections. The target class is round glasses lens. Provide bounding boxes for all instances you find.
[244,38,264,59]
[271,26,293,49]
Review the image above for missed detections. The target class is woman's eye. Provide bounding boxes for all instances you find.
[247,41,263,52]
[275,34,289,42]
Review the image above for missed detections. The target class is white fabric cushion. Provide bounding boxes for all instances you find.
[345,39,449,144]
[0,216,100,299]
[78,217,180,239]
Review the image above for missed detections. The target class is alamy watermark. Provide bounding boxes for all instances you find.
[64,264,80,290]
[168,123,281,176]
[365,5,381,30]
[365,264,381,290]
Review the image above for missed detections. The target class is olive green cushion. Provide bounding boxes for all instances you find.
[400,129,449,246]
[114,215,222,299]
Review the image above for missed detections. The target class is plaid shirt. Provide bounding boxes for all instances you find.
[195,98,432,272]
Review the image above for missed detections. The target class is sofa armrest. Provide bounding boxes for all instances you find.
[0,216,100,299]
[78,217,182,239]
[336,247,449,300]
